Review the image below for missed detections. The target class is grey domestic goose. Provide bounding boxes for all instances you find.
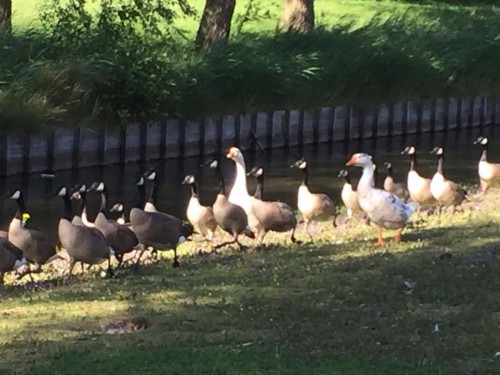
[346,153,418,246]
[246,166,298,245]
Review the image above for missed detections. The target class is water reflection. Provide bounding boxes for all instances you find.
[0,125,495,243]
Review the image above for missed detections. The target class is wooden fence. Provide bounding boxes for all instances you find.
[0,96,498,176]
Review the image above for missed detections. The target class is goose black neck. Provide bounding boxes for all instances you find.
[386,166,393,177]
[99,189,108,213]
[14,194,26,219]
[343,175,352,185]
[215,166,226,195]
[409,154,417,171]
[254,174,264,199]
[61,193,72,220]
[481,144,488,162]
[301,167,309,186]
[436,155,444,174]
[147,177,158,205]
[190,181,199,198]
[134,183,146,209]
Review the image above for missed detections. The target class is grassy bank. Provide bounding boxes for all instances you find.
[0,1,499,134]
[2,188,500,373]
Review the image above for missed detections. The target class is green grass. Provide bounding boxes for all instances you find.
[3,189,500,373]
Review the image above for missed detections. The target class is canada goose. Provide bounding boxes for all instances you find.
[6,190,57,278]
[226,147,263,234]
[246,166,298,245]
[474,136,500,193]
[383,162,410,201]
[0,238,26,285]
[346,153,418,246]
[55,186,114,277]
[204,159,255,251]
[129,176,192,269]
[429,147,467,213]
[88,182,139,268]
[182,175,218,241]
[401,146,436,207]
[290,158,336,236]
[337,169,364,220]
[109,203,127,225]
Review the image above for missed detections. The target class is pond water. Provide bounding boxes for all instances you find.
[0,125,497,243]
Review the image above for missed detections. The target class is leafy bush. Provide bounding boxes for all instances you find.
[0,1,498,134]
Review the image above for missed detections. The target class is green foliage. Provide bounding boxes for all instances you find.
[0,1,499,133]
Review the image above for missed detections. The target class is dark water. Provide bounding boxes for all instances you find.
[1,125,497,243]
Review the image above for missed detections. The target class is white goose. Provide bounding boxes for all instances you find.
[346,153,418,246]
[226,147,263,233]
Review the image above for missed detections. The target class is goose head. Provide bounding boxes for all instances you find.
[474,136,488,145]
[290,158,307,169]
[137,176,145,186]
[401,145,416,155]
[6,189,22,200]
[430,146,444,156]
[110,203,124,213]
[383,162,392,170]
[346,153,374,168]
[70,183,86,200]
[88,181,106,192]
[56,186,69,197]
[182,175,196,185]
[226,147,245,166]
[144,169,157,181]
[202,159,219,170]
[247,166,263,177]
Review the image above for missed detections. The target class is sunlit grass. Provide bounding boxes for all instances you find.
[2,188,500,373]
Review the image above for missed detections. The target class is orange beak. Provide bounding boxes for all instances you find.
[346,155,357,166]
[226,147,237,159]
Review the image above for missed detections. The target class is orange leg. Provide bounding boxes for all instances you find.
[394,228,403,244]
[374,226,385,246]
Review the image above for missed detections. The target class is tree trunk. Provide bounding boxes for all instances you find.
[0,0,12,33]
[195,0,236,51]
[280,0,314,32]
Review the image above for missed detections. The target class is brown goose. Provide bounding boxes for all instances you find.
[129,176,192,269]
[474,136,500,193]
[0,238,26,285]
[205,159,254,251]
[246,166,297,245]
[401,146,436,207]
[290,158,336,237]
[429,147,467,214]
[383,162,410,201]
[182,175,217,241]
[6,190,57,278]
[55,186,113,277]
[88,182,139,268]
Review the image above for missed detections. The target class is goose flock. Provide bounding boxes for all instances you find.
[0,137,499,285]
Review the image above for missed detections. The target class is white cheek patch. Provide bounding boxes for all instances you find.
[481,138,488,145]
[58,187,67,196]
[10,190,21,200]
[97,182,105,191]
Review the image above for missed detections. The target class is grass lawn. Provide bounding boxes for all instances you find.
[11,0,473,34]
[2,187,500,373]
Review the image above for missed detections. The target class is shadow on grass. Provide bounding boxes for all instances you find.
[2,216,500,373]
